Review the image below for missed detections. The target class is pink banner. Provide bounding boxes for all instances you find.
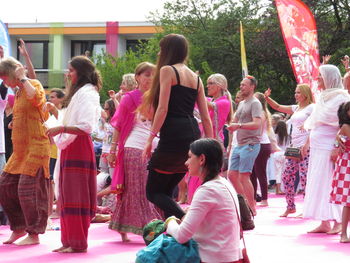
[275,0,320,93]
[106,21,119,57]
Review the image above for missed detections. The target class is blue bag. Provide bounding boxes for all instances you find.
[136,234,200,263]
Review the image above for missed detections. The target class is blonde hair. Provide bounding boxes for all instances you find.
[0,57,21,82]
[122,73,137,91]
[255,92,272,131]
[208,73,234,123]
[297,84,314,105]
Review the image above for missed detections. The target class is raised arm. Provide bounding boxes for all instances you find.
[197,79,213,138]
[264,88,294,115]
[18,39,36,79]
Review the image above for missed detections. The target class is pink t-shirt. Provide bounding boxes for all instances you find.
[208,96,231,142]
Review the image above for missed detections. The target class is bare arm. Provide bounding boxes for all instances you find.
[227,117,262,132]
[264,88,293,115]
[196,79,213,138]
[47,125,88,137]
[19,39,36,79]
[15,65,36,99]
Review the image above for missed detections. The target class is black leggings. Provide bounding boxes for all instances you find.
[146,169,186,219]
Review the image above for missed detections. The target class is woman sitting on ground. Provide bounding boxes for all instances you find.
[165,138,242,263]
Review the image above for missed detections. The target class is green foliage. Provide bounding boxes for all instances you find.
[95,0,350,106]
[94,38,159,103]
[147,0,350,105]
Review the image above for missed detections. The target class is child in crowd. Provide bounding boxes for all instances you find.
[330,101,350,243]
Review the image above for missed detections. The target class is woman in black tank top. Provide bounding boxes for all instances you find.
[138,34,213,219]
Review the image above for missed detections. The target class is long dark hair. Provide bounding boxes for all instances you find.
[138,34,189,117]
[274,120,288,146]
[105,98,116,123]
[189,138,223,184]
[338,101,350,127]
[63,56,102,107]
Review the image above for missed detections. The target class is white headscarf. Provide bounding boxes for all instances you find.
[304,64,350,129]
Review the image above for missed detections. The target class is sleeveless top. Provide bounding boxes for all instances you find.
[149,66,201,173]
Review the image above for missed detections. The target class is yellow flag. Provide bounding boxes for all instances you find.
[240,21,248,78]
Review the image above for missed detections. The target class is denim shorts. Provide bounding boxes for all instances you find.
[229,144,261,173]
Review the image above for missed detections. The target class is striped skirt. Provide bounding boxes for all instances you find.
[59,135,96,250]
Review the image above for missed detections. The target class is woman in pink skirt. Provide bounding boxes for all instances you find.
[108,62,162,242]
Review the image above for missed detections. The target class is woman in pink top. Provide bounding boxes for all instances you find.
[187,74,233,203]
[166,138,242,263]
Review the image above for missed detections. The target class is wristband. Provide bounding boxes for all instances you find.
[150,130,159,138]
[334,140,339,148]
[164,216,178,228]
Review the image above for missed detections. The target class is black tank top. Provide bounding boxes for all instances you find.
[166,65,199,118]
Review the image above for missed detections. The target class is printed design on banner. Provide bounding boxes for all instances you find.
[0,20,11,57]
[275,0,320,95]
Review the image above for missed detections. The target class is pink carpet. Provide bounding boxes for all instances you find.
[0,194,349,262]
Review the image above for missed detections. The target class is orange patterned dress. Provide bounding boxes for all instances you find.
[3,79,50,178]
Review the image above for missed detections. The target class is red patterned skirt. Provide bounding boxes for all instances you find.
[59,135,97,250]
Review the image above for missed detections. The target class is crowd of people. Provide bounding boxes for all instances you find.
[0,33,350,262]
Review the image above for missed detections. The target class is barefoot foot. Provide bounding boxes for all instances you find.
[58,247,87,253]
[119,232,130,242]
[16,234,39,246]
[340,236,350,243]
[259,200,268,207]
[280,209,296,218]
[327,223,342,235]
[3,230,26,244]
[308,224,331,234]
[53,246,69,252]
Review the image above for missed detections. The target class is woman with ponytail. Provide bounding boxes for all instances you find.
[47,56,101,253]
[139,34,212,219]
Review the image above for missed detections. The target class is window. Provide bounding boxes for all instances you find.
[71,41,106,58]
[17,41,49,69]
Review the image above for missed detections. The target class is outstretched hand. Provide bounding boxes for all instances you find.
[322,55,331,65]
[264,88,271,98]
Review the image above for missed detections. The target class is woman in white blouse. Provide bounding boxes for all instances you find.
[166,138,242,263]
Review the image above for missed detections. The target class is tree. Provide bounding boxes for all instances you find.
[149,0,350,104]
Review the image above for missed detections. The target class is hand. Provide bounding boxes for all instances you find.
[115,91,123,102]
[43,102,55,113]
[108,90,116,99]
[107,153,117,168]
[322,55,331,65]
[18,39,29,57]
[330,148,340,162]
[14,65,26,81]
[341,55,349,69]
[142,139,153,161]
[46,126,63,137]
[264,88,271,98]
[335,133,346,151]
[227,123,239,132]
[301,144,309,158]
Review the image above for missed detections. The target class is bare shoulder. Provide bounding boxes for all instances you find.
[160,65,174,74]
[339,124,350,139]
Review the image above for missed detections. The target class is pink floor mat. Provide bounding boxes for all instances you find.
[0,194,349,262]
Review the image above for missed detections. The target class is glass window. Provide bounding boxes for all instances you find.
[17,41,48,69]
[92,43,106,57]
